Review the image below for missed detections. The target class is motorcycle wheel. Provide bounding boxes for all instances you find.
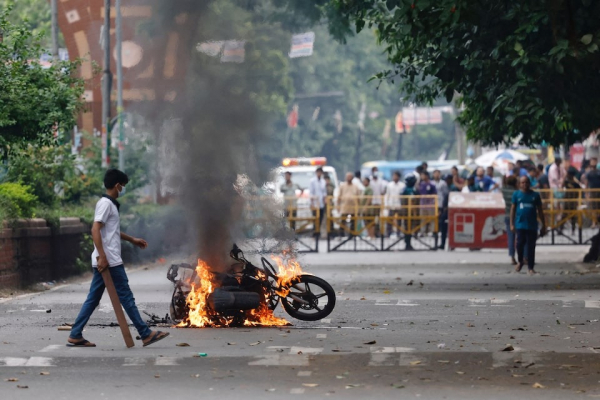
[281,275,335,321]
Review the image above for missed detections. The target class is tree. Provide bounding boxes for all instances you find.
[0,4,84,151]
[281,0,600,147]
[0,0,56,48]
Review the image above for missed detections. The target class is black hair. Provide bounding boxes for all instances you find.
[537,163,544,171]
[528,166,537,172]
[355,170,361,178]
[316,167,324,173]
[416,165,424,174]
[421,171,430,178]
[392,170,401,178]
[324,173,330,179]
[433,169,441,174]
[285,171,292,176]
[364,177,370,183]
[421,161,428,167]
[104,169,129,189]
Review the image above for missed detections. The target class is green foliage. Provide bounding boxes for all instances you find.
[0,0,58,48]
[0,182,38,219]
[4,143,77,206]
[283,0,600,147]
[0,4,84,150]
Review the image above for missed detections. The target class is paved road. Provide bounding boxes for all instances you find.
[1,247,599,399]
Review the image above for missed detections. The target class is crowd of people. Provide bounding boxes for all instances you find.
[281,157,600,272]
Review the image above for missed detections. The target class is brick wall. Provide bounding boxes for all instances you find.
[0,218,88,289]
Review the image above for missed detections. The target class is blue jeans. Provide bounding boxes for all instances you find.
[505,217,515,257]
[70,265,152,340]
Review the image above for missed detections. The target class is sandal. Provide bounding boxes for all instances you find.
[143,331,170,347]
[66,339,96,347]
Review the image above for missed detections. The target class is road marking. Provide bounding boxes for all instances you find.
[289,347,323,355]
[0,357,55,367]
[155,357,179,366]
[585,300,600,308]
[375,299,419,306]
[0,357,28,367]
[490,299,513,307]
[39,345,63,353]
[123,357,146,366]
[248,355,309,366]
[370,347,415,353]
[297,371,312,377]
[321,319,331,324]
[290,388,305,394]
[316,334,327,339]
[368,353,396,367]
[397,300,420,306]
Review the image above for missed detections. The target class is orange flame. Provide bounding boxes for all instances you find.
[179,254,305,328]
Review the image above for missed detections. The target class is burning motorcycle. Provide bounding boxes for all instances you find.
[167,244,335,327]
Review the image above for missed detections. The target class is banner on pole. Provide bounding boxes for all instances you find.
[289,32,315,58]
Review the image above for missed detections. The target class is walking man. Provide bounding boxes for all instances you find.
[385,171,405,237]
[510,176,546,275]
[68,169,169,347]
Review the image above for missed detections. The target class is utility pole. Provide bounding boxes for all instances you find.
[116,0,125,170]
[354,102,366,171]
[51,0,59,61]
[101,0,112,168]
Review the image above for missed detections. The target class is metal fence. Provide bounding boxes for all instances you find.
[273,189,600,252]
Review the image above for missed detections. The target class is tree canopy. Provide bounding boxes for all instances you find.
[0,4,84,150]
[280,0,600,147]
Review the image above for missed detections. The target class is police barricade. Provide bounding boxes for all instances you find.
[282,196,321,252]
[537,188,600,245]
[325,195,439,252]
[241,196,320,253]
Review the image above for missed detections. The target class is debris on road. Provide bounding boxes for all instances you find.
[176,343,190,347]
[532,382,545,389]
[502,345,515,352]
[17,385,28,389]
[364,340,376,345]
[6,378,18,382]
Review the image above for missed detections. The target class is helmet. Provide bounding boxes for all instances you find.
[405,175,417,188]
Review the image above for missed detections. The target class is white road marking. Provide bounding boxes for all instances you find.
[585,300,600,308]
[290,388,305,394]
[39,345,63,353]
[396,300,419,306]
[123,357,146,366]
[321,319,331,324]
[316,334,327,339]
[0,357,55,367]
[155,357,179,366]
[490,299,513,307]
[297,371,312,377]
[0,357,28,367]
[289,347,323,355]
[370,347,415,353]
[562,301,573,308]
[248,355,309,366]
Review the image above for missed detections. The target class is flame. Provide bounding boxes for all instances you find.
[178,253,305,328]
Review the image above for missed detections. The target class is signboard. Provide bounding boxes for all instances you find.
[402,106,453,126]
[289,32,315,58]
[448,192,507,249]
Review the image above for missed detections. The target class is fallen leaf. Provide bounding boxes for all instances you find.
[154,374,160,378]
[176,343,190,347]
[227,342,236,345]
[407,280,414,286]
[370,323,379,327]
[502,345,515,352]
[532,382,545,389]
[39,372,50,376]
[364,340,377,345]
[248,341,261,346]
[17,385,28,389]
[303,383,319,387]
[332,349,351,352]
[437,360,450,364]
[360,297,366,300]
[512,374,524,378]
[391,383,405,389]
[467,323,475,328]
[409,361,422,366]
[6,378,18,382]
[345,384,361,389]
[336,375,346,379]
[556,320,561,325]
[383,290,391,294]
[456,371,465,375]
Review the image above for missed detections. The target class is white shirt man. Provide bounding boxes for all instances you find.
[91,196,123,268]
[370,175,388,205]
[385,178,406,210]
[309,171,327,209]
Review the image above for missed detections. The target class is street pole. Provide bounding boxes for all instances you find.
[116,0,124,171]
[101,0,112,168]
[354,102,366,171]
[50,0,59,61]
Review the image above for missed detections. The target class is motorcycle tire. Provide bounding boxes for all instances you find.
[281,275,335,321]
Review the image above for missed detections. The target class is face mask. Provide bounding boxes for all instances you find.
[118,184,127,197]
[373,172,378,178]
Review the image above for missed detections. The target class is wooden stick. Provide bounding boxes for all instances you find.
[101,269,135,348]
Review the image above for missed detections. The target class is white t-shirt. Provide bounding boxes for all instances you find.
[91,197,123,268]
[385,181,406,209]
[370,177,388,205]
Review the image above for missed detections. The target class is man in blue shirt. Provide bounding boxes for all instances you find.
[510,176,547,275]
[475,167,498,192]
